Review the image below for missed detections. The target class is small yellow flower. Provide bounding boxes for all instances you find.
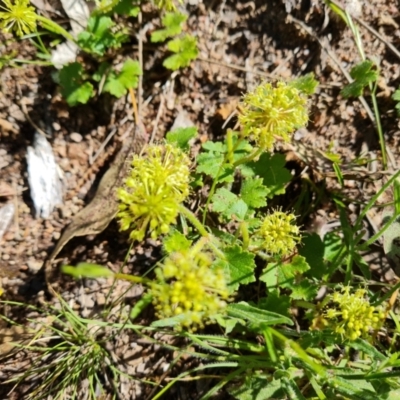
[238,81,308,151]
[313,286,386,341]
[117,143,191,241]
[0,0,37,37]
[255,210,301,256]
[150,240,230,330]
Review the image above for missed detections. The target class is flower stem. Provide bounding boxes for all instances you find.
[179,204,209,238]
[36,15,75,42]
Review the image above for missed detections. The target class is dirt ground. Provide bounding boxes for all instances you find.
[1,0,400,398]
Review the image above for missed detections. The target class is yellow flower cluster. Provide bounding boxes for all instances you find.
[238,81,308,151]
[117,143,191,241]
[150,242,229,330]
[0,0,37,37]
[256,210,301,256]
[319,287,386,341]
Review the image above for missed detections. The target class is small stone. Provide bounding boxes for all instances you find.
[96,293,106,306]
[52,122,61,131]
[70,132,83,143]
[27,259,42,272]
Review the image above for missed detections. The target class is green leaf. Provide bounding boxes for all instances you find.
[290,279,317,301]
[229,375,284,400]
[113,0,140,16]
[211,188,248,221]
[151,12,187,42]
[163,229,192,254]
[260,290,291,318]
[216,245,256,290]
[392,87,400,117]
[290,72,319,95]
[77,15,128,56]
[62,263,114,278]
[103,59,142,97]
[382,210,400,262]
[323,232,344,262]
[260,255,310,290]
[130,292,153,320]
[247,153,291,198]
[240,177,269,210]
[92,62,111,82]
[163,34,198,70]
[196,143,234,183]
[152,312,201,328]
[227,302,293,328]
[59,62,94,106]
[341,60,378,98]
[166,126,197,150]
[299,233,327,279]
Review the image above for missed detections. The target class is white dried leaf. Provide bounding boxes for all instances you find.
[27,133,63,219]
[51,0,89,68]
[51,40,80,69]
[0,203,14,240]
[59,0,90,36]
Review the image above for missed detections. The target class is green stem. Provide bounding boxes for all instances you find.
[36,15,75,42]
[179,204,209,238]
[114,272,151,285]
[268,327,326,376]
[202,133,247,224]
[370,82,387,168]
[179,204,226,259]
[233,147,262,167]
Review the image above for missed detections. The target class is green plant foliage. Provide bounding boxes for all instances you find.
[77,15,128,56]
[227,302,293,329]
[163,34,198,70]
[62,262,114,278]
[299,233,327,279]
[341,60,378,98]
[58,62,94,106]
[290,72,319,95]
[93,0,139,15]
[392,87,400,117]
[102,59,142,97]
[151,11,186,42]
[163,229,192,254]
[166,126,198,150]
[246,153,292,198]
[215,245,256,290]
[211,188,248,221]
[229,375,284,400]
[260,256,312,299]
[196,141,235,182]
[239,178,269,210]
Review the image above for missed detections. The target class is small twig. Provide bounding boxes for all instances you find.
[137,9,144,116]
[16,83,50,138]
[197,56,275,79]
[90,127,117,165]
[150,92,165,146]
[129,87,140,125]
[12,181,20,241]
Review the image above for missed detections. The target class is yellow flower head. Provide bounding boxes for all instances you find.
[150,240,230,330]
[238,81,308,151]
[256,210,301,256]
[314,286,386,341]
[117,143,191,241]
[0,0,37,37]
